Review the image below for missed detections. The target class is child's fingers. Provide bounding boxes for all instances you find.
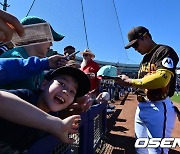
[69,129,79,134]
[66,138,75,144]
[70,115,81,120]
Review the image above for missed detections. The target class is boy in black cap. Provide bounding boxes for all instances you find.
[116,26,179,154]
[0,9,83,147]
[0,66,91,152]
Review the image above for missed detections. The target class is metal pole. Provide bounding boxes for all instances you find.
[0,0,9,11]
[3,0,7,11]
[80,0,89,49]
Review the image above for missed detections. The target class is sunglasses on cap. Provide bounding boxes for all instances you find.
[132,32,147,49]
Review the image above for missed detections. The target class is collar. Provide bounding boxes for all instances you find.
[146,44,159,55]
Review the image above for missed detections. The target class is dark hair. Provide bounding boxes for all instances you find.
[64,45,75,51]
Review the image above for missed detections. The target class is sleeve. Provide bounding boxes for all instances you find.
[2,89,38,105]
[155,46,179,73]
[0,57,49,85]
[131,69,172,89]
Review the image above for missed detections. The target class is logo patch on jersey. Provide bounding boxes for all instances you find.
[162,57,174,68]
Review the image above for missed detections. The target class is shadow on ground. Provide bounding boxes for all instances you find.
[107,109,123,132]
[169,149,180,154]
[104,103,136,154]
[105,133,136,154]
[102,93,180,154]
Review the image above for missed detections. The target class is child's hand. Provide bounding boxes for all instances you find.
[75,95,93,112]
[96,92,109,103]
[59,115,81,144]
[58,95,92,119]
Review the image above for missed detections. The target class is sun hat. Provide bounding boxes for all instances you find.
[20,16,64,41]
[45,66,91,97]
[97,65,118,79]
[80,49,95,59]
[125,26,149,49]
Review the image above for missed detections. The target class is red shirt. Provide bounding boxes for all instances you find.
[81,59,100,93]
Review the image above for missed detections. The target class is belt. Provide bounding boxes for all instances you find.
[137,95,147,102]
[137,95,167,102]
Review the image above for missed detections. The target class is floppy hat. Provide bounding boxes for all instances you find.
[125,26,149,49]
[80,49,95,59]
[45,66,91,97]
[21,16,64,41]
[97,65,118,79]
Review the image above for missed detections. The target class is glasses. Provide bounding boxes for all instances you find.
[132,32,147,49]
[132,41,139,49]
[83,54,89,57]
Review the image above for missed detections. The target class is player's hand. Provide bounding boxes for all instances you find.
[48,55,68,68]
[57,115,80,144]
[115,74,132,86]
[0,10,24,42]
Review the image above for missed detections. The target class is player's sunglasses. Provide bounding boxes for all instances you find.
[132,41,139,49]
[132,32,147,49]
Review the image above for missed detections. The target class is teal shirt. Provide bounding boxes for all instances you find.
[0,47,44,91]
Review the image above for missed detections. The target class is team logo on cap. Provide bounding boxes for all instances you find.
[162,57,174,68]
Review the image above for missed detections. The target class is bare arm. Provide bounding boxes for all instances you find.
[0,91,80,143]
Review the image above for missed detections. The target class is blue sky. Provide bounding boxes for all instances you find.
[6,0,180,67]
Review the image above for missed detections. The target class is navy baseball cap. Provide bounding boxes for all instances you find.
[45,66,91,97]
[125,26,149,49]
[21,16,65,41]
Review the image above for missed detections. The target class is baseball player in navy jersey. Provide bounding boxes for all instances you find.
[115,26,179,154]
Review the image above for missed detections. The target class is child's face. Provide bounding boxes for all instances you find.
[39,74,78,112]
[33,42,52,58]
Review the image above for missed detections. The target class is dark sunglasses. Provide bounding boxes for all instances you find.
[83,54,89,57]
[132,41,139,49]
[132,32,147,49]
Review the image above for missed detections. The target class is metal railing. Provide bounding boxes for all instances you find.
[27,103,107,154]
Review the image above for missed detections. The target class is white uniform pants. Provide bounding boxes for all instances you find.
[135,97,176,154]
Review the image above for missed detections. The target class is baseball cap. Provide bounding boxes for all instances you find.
[97,65,118,79]
[45,66,91,97]
[125,26,149,49]
[21,16,65,41]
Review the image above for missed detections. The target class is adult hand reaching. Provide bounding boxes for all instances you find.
[48,55,68,68]
[0,10,24,42]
